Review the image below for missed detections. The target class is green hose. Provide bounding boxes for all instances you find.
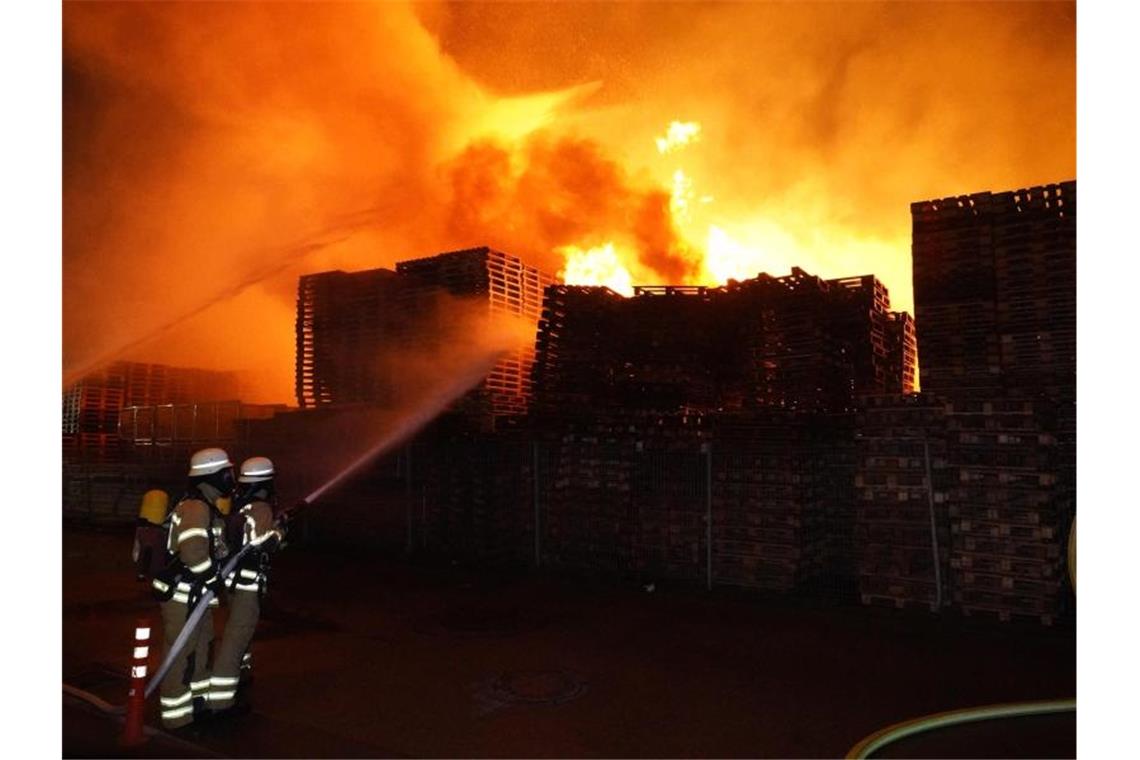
[849,518,1078,758]
[845,698,1076,759]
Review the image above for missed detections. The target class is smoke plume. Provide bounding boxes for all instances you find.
[64,1,1074,403]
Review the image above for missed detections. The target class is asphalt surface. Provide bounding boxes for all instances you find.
[62,525,1075,758]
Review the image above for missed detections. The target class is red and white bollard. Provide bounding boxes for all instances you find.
[121,617,152,747]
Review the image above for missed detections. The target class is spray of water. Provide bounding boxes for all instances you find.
[302,349,508,504]
[62,206,385,389]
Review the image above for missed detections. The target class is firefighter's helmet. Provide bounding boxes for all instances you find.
[239,456,276,484]
[188,447,233,477]
[138,489,169,525]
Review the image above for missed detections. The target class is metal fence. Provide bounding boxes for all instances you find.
[391,435,862,598]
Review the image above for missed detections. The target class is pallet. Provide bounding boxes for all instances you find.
[860,594,939,613]
[959,605,1055,626]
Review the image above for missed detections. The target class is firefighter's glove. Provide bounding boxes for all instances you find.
[235,550,264,577]
[187,568,223,607]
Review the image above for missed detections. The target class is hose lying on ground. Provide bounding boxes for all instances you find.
[62,682,225,757]
[845,698,1077,759]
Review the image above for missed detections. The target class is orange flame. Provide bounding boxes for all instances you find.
[557,243,634,296]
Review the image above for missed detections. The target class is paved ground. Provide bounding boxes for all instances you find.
[62,525,1075,758]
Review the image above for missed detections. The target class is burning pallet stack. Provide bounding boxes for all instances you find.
[946,398,1067,624]
[854,394,951,611]
[531,285,626,417]
[729,269,854,412]
[532,267,913,419]
[619,287,742,412]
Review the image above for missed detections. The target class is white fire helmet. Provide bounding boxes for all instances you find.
[239,456,276,484]
[188,447,234,477]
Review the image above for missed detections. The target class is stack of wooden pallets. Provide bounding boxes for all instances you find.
[417,431,534,566]
[63,361,240,464]
[531,267,910,419]
[854,394,951,612]
[617,287,738,412]
[826,274,891,396]
[295,248,555,422]
[538,413,638,576]
[911,180,1076,625]
[991,183,1076,399]
[531,285,626,417]
[811,412,859,596]
[629,413,711,585]
[946,397,1066,624]
[398,247,556,420]
[710,411,826,591]
[295,268,405,408]
[728,269,855,412]
[883,312,917,394]
[912,192,1003,392]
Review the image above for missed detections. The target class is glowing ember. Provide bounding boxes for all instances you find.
[557,243,634,296]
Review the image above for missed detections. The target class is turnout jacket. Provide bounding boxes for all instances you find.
[151,498,223,606]
[225,501,284,593]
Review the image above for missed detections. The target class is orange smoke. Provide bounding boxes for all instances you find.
[63,1,1075,404]
[438,133,696,282]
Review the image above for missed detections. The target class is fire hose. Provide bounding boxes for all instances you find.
[144,501,306,699]
[846,514,1077,758]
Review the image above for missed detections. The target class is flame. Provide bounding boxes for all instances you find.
[670,169,696,225]
[655,121,702,154]
[558,118,912,299]
[557,243,634,296]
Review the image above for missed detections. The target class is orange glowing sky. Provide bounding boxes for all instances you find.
[63,1,1075,404]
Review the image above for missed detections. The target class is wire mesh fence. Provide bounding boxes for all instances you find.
[402,421,866,600]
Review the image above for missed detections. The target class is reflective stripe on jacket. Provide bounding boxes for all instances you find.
[151,498,221,605]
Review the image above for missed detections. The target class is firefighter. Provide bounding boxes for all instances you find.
[151,447,235,730]
[208,455,285,716]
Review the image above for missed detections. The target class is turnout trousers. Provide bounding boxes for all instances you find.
[158,600,214,728]
[209,587,260,711]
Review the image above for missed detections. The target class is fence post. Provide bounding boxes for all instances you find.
[703,442,712,592]
[533,441,541,568]
[405,445,414,555]
[923,436,943,610]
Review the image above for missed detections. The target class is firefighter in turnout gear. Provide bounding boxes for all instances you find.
[152,447,235,729]
[209,456,285,716]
